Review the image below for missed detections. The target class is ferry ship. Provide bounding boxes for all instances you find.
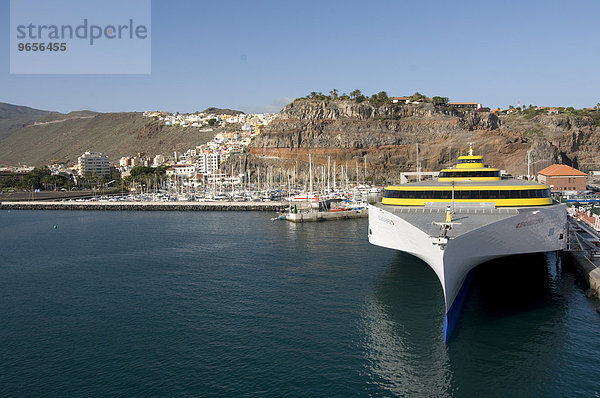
[368,145,567,342]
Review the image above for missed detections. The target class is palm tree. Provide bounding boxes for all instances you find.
[350,89,362,99]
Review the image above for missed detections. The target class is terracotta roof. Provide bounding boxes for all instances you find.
[538,164,587,176]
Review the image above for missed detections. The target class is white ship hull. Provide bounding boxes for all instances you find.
[368,203,567,341]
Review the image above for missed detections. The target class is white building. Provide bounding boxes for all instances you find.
[78,151,110,177]
[166,164,197,178]
[153,155,165,167]
[198,153,221,174]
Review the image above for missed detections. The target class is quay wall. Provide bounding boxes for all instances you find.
[566,214,600,300]
[0,201,287,212]
[568,251,600,294]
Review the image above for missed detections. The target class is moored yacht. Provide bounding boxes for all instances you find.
[368,145,567,342]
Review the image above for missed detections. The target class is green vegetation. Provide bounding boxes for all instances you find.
[77,172,109,190]
[520,107,545,119]
[518,106,600,125]
[0,167,74,191]
[296,90,444,105]
[523,127,545,139]
[410,92,428,102]
[126,165,168,184]
[432,96,449,105]
[123,165,168,193]
[370,91,390,104]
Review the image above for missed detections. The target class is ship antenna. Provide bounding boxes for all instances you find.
[468,142,473,156]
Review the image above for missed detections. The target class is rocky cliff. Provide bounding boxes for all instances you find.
[231,99,569,183]
[499,113,600,171]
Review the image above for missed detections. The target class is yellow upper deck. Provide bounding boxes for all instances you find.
[382,144,553,207]
[456,155,484,169]
[439,144,500,181]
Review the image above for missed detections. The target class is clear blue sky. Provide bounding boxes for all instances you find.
[2,0,600,113]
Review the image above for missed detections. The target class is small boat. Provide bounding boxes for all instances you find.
[329,207,349,212]
[271,212,287,221]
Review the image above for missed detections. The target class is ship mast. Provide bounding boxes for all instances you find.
[327,156,331,193]
[416,143,421,182]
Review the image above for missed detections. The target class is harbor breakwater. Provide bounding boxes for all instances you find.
[0,201,287,212]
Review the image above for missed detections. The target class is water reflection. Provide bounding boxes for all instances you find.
[448,252,571,396]
[359,250,575,396]
[359,252,453,396]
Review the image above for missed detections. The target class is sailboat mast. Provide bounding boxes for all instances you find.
[327,156,331,193]
[333,161,337,191]
[309,154,313,195]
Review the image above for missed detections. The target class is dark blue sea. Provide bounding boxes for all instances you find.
[1,210,599,397]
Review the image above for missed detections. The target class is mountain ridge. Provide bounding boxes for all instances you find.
[0,104,222,166]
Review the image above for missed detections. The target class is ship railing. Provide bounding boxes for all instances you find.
[384,205,519,216]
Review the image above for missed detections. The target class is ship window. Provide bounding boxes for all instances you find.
[384,187,552,201]
[439,170,501,178]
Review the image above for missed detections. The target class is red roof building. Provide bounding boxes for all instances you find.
[538,164,587,192]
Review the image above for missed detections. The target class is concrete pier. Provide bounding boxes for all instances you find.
[567,215,600,294]
[0,200,286,212]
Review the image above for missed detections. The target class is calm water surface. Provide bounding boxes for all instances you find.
[1,211,599,396]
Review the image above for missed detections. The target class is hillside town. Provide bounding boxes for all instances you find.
[3,99,600,202]
[0,109,277,194]
[143,110,277,131]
